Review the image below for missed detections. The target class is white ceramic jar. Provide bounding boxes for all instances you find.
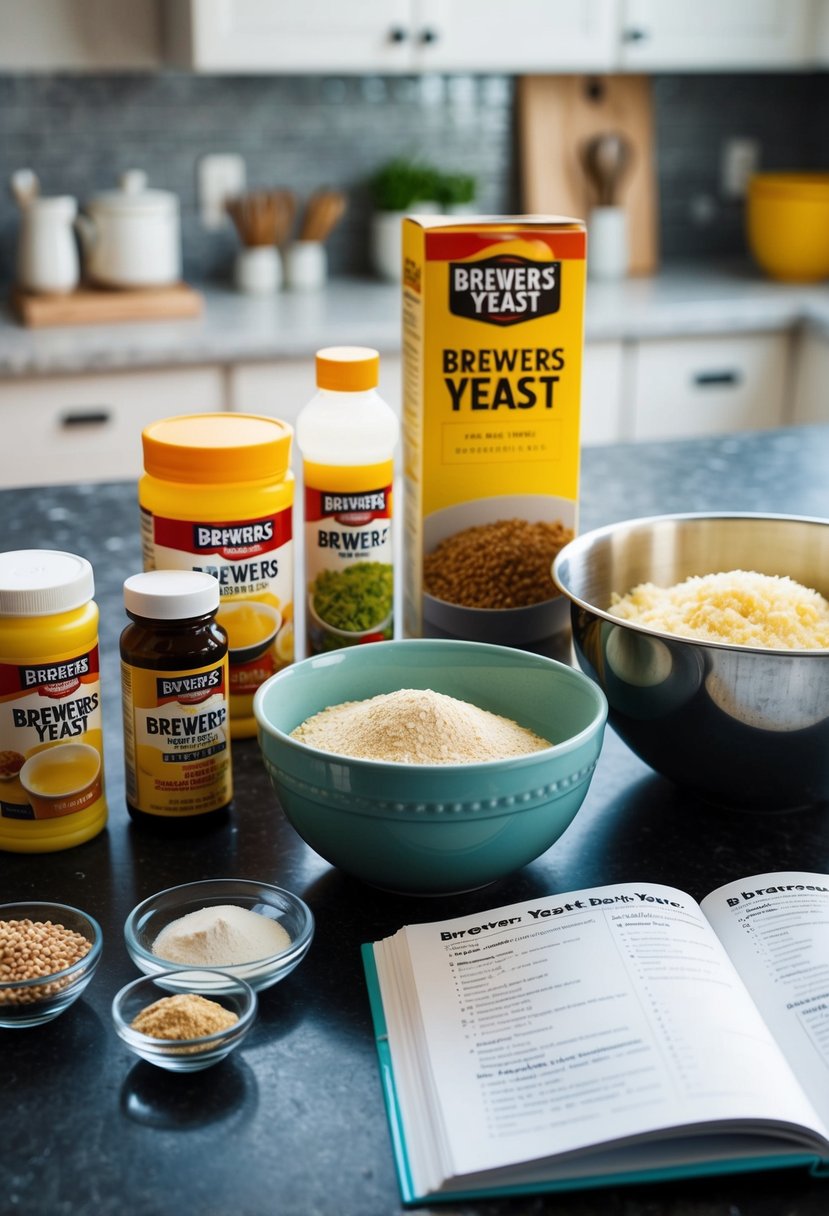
[76,170,182,289]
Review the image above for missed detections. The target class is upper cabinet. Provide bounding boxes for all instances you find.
[618,0,815,71]
[0,0,161,70]
[164,0,827,73]
[164,0,619,73]
[1,0,824,74]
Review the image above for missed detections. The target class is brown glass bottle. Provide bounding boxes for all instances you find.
[120,570,232,833]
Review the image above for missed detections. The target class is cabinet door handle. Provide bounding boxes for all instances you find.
[693,371,741,388]
[622,27,648,42]
[60,408,113,428]
[388,25,408,42]
[419,26,439,44]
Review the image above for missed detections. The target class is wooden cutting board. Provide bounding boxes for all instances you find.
[11,282,204,328]
[517,74,659,276]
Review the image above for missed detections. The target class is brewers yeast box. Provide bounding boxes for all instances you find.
[401,215,586,642]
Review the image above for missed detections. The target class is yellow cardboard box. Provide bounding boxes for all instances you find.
[401,215,586,645]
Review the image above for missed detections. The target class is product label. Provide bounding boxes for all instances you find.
[402,221,586,640]
[304,480,394,653]
[0,645,105,820]
[448,255,561,325]
[141,506,295,710]
[121,657,232,817]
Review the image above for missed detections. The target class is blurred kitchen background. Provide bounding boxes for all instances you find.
[2,0,829,488]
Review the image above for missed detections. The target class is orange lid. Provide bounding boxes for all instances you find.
[142,413,293,484]
[316,346,379,392]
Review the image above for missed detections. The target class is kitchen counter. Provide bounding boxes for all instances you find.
[2,424,829,1216]
[2,264,829,378]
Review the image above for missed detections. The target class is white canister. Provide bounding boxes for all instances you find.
[234,246,283,295]
[284,240,327,291]
[587,206,629,282]
[16,196,80,295]
[76,170,182,289]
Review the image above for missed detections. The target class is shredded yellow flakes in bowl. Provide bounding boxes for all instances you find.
[609,570,829,650]
[552,513,829,810]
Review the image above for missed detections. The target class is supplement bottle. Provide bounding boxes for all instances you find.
[296,346,399,654]
[121,569,232,831]
[0,549,107,853]
[139,413,294,738]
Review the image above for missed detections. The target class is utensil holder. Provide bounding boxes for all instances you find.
[285,241,327,291]
[234,246,282,295]
[587,206,629,281]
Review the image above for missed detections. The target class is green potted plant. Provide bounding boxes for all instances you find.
[434,172,477,215]
[368,158,441,282]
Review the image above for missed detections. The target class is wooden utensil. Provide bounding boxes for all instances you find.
[299,189,347,243]
[580,131,633,207]
[227,189,297,248]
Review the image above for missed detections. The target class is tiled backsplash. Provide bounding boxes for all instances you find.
[1,70,827,285]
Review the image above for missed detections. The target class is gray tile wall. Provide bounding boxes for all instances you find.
[1,70,827,286]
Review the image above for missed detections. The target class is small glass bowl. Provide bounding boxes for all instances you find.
[0,901,103,1029]
[112,970,256,1072]
[124,878,315,994]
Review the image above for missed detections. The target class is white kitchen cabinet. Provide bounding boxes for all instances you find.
[228,355,403,427]
[0,0,161,70]
[791,330,829,424]
[618,0,815,70]
[165,0,823,72]
[164,0,618,72]
[627,333,789,442]
[404,0,618,73]
[580,341,625,445]
[0,366,224,489]
[165,0,412,73]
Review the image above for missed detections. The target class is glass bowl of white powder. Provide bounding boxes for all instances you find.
[124,878,315,993]
[254,638,608,896]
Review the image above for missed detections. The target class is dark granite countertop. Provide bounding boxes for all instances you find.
[2,425,828,1216]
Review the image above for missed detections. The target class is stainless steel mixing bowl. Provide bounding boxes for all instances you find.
[552,513,829,811]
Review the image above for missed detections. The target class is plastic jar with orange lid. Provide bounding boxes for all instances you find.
[139,413,295,739]
[0,549,108,853]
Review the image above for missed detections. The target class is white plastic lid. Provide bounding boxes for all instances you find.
[0,550,95,617]
[123,570,220,621]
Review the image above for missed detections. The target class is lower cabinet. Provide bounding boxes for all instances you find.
[627,332,789,440]
[581,341,626,445]
[227,353,404,426]
[0,325,808,489]
[0,365,224,488]
[792,330,829,424]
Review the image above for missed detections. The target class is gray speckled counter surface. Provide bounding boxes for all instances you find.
[2,265,829,378]
[1,426,828,1216]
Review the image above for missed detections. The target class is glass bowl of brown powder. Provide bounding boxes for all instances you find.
[112,970,256,1072]
[254,638,607,896]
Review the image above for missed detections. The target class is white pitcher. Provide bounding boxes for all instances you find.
[12,169,80,295]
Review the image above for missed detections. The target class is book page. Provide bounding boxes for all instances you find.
[374,882,827,1194]
[701,871,829,1132]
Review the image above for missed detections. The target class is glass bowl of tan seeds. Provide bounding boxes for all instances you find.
[0,901,103,1027]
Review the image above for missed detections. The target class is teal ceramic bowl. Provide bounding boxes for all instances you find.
[253,639,607,896]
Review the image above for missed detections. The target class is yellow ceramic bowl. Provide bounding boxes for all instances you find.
[747,174,829,283]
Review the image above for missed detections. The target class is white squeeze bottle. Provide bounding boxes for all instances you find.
[296,346,400,655]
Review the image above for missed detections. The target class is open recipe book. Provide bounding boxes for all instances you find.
[362,872,829,1205]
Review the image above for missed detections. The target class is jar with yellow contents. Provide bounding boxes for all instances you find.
[0,549,107,853]
[139,414,294,739]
